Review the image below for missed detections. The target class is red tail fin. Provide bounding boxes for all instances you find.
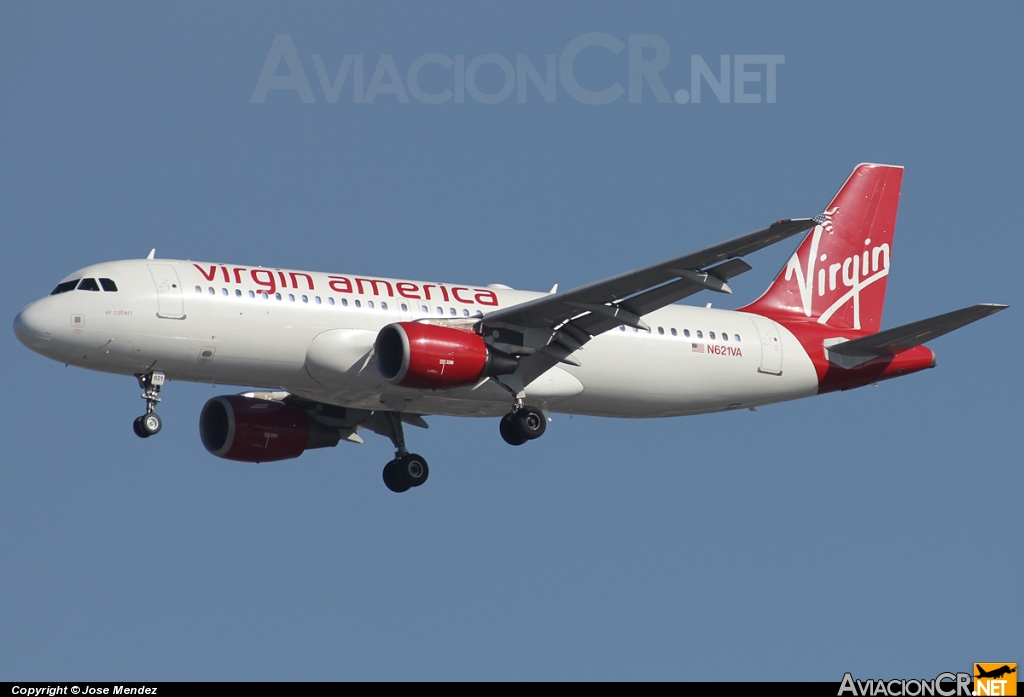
[741,163,903,333]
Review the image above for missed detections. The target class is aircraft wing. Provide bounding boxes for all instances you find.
[479,218,814,382]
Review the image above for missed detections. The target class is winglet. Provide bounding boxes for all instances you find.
[147,249,156,260]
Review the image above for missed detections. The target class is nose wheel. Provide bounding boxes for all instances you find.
[133,413,163,438]
[499,406,547,446]
[133,371,165,439]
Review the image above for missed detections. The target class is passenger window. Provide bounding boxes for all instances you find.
[450,307,457,316]
[367,301,374,309]
[249,290,255,298]
[670,328,677,336]
[684,329,690,338]
[222,288,229,296]
[381,302,388,310]
[235,289,242,297]
[275,293,282,300]
[341,298,348,306]
[208,287,215,295]
[327,297,333,305]
[734,334,741,342]
[195,286,202,294]
[421,305,428,313]
[50,280,80,295]
[696,330,703,338]
[261,291,269,299]
[401,303,408,312]
[722,333,728,342]
[463,309,470,317]
[302,295,309,303]
[99,278,118,292]
[475,310,483,318]
[286,294,293,301]
[354,299,361,308]
[77,278,100,291]
[709,332,715,340]
[658,327,664,335]
[620,325,625,331]
[633,327,638,333]
[315,296,321,304]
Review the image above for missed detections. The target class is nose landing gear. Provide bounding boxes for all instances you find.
[133,371,165,438]
[133,412,162,438]
[499,405,547,446]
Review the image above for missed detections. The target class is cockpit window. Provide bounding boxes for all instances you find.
[99,278,118,292]
[77,278,100,291]
[50,280,80,295]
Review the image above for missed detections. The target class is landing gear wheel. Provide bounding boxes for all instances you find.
[500,413,527,446]
[134,372,165,439]
[379,413,429,492]
[133,416,150,439]
[514,407,546,441]
[383,454,428,492]
[382,459,410,493]
[139,412,162,436]
[396,454,429,488]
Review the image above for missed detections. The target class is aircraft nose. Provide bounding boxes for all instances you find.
[13,301,54,349]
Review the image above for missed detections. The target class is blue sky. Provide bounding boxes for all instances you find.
[2,2,1021,680]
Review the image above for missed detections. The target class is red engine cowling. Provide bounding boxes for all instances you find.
[199,395,312,462]
[375,322,516,389]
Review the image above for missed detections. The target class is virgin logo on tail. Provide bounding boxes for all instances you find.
[782,208,891,331]
[742,164,902,333]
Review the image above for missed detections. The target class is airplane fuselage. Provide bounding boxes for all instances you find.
[16,258,821,419]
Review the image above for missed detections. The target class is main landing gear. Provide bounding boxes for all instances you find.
[499,405,547,446]
[133,371,165,438]
[381,412,429,493]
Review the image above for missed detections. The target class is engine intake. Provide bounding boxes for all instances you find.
[375,322,517,389]
[199,395,340,462]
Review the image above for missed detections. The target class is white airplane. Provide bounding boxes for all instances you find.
[13,164,1007,492]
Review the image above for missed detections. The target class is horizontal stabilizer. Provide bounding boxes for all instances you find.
[829,304,1008,357]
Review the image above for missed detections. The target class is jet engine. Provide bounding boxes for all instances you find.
[199,395,340,462]
[375,322,517,389]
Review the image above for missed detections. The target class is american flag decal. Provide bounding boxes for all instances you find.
[812,207,838,234]
[691,343,704,353]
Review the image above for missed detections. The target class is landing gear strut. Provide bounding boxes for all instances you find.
[381,412,429,493]
[499,405,546,446]
[133,371,165,438]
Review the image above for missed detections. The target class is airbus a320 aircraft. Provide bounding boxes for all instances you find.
[14,164,1007,492]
